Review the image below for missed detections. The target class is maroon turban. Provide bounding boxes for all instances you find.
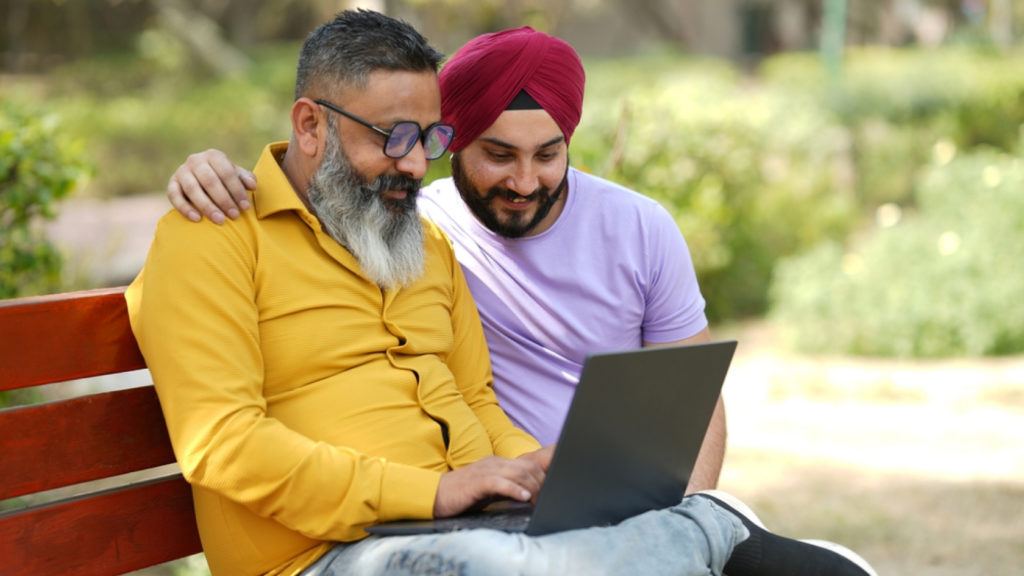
[440,27,585,153]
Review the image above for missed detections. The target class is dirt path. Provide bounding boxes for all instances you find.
[721,321,1024,483]
[717,322,1024,576]
[47,193,169,287]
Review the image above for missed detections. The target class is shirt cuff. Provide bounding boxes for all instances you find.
[377,463,442,521]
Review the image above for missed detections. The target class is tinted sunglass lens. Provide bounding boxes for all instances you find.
[424,125,455,160]
[385,122,421,158]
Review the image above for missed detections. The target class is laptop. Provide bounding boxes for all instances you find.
[366,339,737,537]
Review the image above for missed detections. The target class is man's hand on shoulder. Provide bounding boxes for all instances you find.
[433,455,546,518]
[168,149,256,225]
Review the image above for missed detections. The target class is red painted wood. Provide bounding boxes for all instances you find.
[0,287,202,575]
[0,386,176,500]
[0,475,202,576]
[0,287,145,391]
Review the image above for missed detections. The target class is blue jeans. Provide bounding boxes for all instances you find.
[301,496,748,576]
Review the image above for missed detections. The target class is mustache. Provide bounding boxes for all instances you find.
[370,174,422,209]
[371,174,422,194]
[481,186,543,202]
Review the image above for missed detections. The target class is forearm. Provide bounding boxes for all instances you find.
[686,396,726,493]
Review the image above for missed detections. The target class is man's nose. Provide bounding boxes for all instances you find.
[505,161,539,194]
[395,141,429,180]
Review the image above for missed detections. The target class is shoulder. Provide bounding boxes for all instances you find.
[154,205,257,247]
[420,215,458,266]
[144,206,261,283]
[421,214,449,244]
[568,168,675,224]
[417,177,459,218]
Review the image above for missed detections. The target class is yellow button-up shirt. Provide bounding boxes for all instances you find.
[127,143,539,576]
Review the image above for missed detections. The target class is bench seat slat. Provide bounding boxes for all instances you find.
[0,475,202,576]
[0,385,176,501]
[0,287,145,391]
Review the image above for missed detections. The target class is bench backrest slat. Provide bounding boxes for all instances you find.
[0,475,201,576]
[0,385,176,500]
[0,287,202,575]
[0,287,145,391]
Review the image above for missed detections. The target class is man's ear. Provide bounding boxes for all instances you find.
[291,98,323,158]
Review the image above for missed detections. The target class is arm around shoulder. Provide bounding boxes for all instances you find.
[167,148,256,224]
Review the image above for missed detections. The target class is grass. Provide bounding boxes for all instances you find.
[723,452,1024,576]
[717,320,1024,576]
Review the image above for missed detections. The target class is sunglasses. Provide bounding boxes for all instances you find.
[314,99,455,161]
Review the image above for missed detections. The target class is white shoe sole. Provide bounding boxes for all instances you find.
[696,490,879,576]
[800,539,879,576]
[694,489,768,529]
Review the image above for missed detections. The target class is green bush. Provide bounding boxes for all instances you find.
[0,103,91,299]
[761,47,1024,207]
[573,54,858,321]
[4,43,298,198]
[769,143,1024,357]
[8,45,1022,334]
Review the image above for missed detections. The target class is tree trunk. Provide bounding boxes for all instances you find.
[152,0,251,77]
[4,0,30,72]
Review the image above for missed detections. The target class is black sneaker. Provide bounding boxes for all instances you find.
[694,490,878,576]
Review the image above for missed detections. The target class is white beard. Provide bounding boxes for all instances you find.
[306,128,425,291]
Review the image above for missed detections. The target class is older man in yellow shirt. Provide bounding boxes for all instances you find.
[129,139,540,573]
[128,9,546,575]
[128,9,876,576]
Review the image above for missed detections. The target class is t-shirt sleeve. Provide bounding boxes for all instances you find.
[640,203,709,343]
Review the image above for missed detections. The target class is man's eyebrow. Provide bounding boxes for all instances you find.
[480,135,566,151]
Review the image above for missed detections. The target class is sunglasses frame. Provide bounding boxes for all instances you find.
[313,98,454,161]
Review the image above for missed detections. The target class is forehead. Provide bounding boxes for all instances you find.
[479,109,563,148]
[335,70,441,123]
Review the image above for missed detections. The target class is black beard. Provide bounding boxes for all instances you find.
[451,153,568,239]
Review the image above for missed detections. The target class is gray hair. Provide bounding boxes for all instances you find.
[295,9,444,100]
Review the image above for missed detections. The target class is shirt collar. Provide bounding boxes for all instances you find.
[253,142,311,220]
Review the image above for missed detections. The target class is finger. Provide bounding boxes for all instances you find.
[237,168,257,210]
[191,159,242,221]
[521,461,546,494]
[205,153,252,214]
[175,166,226,225]
[499,460,545,499]
[484,475,534,503]
[167,178,201,223]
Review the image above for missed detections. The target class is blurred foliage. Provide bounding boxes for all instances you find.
[2,42,298,197]
[0,102,91,298]
[759,45,1024,356]
[761,47,1024,206]
[170,553,211,576]
[573,50,858,321]
[770,143,1024,357]
[3,38,1024,356]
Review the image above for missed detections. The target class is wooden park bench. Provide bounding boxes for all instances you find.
[0,287,203,576]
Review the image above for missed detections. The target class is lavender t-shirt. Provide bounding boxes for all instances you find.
[418,168,707,445]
